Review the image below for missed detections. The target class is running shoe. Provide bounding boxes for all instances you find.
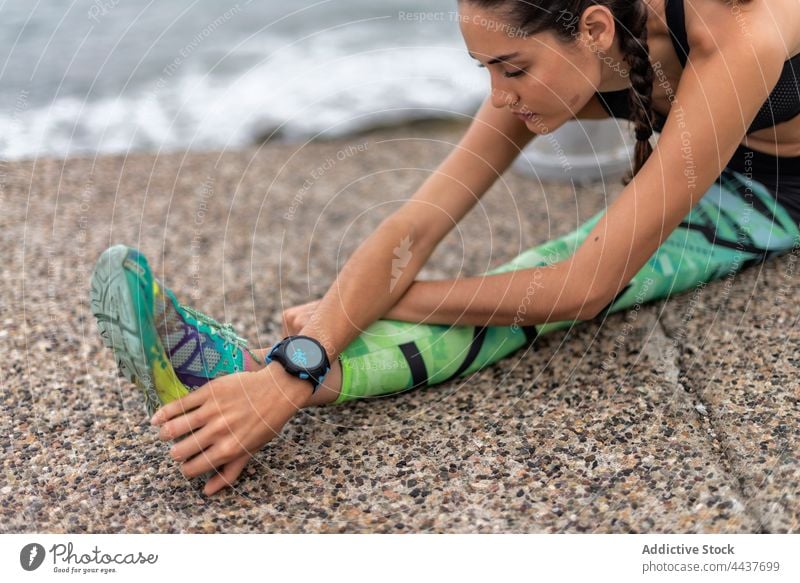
[90,244,264,417]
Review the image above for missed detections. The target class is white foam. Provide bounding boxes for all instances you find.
[1,28,487,159]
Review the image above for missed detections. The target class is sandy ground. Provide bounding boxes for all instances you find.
[1,126,798,533]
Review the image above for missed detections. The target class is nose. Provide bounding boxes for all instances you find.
[489,83,519,109]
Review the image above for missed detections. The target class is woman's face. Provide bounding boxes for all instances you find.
[458,3,615,133]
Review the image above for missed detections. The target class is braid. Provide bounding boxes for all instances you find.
[617,0,655,186]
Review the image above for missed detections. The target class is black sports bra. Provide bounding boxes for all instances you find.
[596,0,800,134]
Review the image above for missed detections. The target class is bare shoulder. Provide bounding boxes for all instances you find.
[684,0,800,58]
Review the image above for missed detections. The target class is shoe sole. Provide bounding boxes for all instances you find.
[91,244,186,418]
[91,246,224,486]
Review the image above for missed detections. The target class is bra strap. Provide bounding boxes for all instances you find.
[665,0,690,68]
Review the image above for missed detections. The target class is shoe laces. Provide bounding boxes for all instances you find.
[181,305,248,351]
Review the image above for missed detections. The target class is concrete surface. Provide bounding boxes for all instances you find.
[1,126,797,532]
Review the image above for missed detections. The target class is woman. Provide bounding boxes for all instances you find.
[91,0,800,496]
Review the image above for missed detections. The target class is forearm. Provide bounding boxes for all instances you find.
[382,260,601,327]
[296,216,435,361]
[293,97,538,355]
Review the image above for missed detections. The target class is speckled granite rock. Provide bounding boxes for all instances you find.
[658,260,800,534]
[0,127,796,533]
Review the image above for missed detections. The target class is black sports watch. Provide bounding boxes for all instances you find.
[265,335,331,394]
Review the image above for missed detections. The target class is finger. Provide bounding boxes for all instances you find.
[181,442,244,479]
[169,423,216,466]
[159,406,207,442]
[203,452,251,496]
[151,386,207,426]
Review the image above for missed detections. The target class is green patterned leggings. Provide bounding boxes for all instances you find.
[333,169,800,404]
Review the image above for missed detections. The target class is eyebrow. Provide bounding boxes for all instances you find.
[468,51,521,65]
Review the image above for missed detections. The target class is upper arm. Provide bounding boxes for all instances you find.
[567,36,786,315]
[392,95,536,250]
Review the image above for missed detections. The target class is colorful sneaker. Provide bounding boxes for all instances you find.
[90,244,264,417]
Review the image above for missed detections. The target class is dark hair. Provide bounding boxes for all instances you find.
[459,0,752,186]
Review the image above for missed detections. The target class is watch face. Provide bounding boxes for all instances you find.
[286,337,324,369]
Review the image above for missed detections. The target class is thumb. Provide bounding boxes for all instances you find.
[281,315,290,337]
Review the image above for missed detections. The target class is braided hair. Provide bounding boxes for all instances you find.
[616,0,654,185]
[458,0,753,186]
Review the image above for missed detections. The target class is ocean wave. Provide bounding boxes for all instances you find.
[1,6,486,159]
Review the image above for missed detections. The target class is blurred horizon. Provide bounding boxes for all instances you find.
[0,0,487,160]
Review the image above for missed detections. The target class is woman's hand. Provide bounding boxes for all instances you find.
[149,364,311,496]
[282,299,321,336]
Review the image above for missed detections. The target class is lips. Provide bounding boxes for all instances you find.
[514,111,537,120]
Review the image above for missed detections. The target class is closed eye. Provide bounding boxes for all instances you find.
[475,62,527,78]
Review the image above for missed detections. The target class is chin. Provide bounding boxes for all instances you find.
[523,113,550,133]
[526,113,568,135]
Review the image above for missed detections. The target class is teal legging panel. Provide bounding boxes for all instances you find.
[333,169,800,404]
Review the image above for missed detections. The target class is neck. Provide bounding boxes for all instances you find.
[596,35,632,92]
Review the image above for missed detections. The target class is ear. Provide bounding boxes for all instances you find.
[579,5,616,52]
